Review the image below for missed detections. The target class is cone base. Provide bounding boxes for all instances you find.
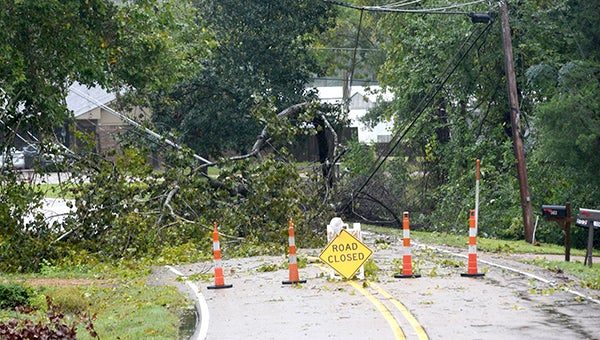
[207,284,233,289]
[394,273,421,279]
[460,273,485,277]
[282,279,307,285]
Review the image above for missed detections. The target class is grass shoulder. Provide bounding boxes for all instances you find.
[0,259,192,339]
[363,224,599,289]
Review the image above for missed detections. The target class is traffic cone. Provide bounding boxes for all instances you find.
[208,221,233,289]
[394,212,420,278]
[283,218,307,284]
[461,210,485,277]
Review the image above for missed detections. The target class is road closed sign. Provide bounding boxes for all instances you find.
[319,229,373,279]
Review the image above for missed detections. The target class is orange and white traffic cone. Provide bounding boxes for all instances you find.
[461,210,485,277]
[395,212,420,278]
[283,218,306,284]
[208,221,233,289]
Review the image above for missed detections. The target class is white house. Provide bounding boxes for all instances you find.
[316,86,393,144]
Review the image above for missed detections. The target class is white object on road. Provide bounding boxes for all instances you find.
[326,217,365,280]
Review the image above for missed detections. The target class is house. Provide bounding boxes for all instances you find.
[291,85,394,162]
[65,83,147,155]
[316,85,393,144]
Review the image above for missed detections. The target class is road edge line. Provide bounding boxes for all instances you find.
[167,265,210,340]
[418,244,600,305]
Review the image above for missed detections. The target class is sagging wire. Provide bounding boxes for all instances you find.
[347,19,496,212]
[323,0,489,16]
[392,0,488,12]
[382,0,424,9]
[69,86,213,166]
[345,9,364,115]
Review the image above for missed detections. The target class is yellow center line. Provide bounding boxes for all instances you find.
[347,280,406,340]
[370,282,429,340]
[312,261,405,340]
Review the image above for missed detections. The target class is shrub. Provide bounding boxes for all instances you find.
[0,283,30,310]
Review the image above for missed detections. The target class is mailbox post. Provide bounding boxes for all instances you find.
[541,203,574,262]
[576,208,600,267]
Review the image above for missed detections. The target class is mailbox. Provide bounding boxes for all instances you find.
[541,205,567,218]
[576,208,600,229]
[541,203,573,262]
[579,208,600,221]
[577,208,600,267]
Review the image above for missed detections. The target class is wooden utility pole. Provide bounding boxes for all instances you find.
[499,1,534,242]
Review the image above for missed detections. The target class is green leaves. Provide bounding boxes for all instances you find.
[108,0,211,100]
[331,0,598,245]
[0,172,59,272]
[1,0,115,131]
[531,60,600,205]
[151,0,336,158]
[0,0,212,139]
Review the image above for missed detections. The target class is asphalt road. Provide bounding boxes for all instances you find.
[150,230,600,340]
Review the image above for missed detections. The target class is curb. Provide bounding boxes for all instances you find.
[166,266,210,340]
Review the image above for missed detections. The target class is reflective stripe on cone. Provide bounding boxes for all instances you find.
[395,212,421,279]
[208,221,233,289]
[461,210,485,277]
[283,218,307,284]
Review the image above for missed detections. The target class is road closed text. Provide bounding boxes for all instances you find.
[327,243,366,263]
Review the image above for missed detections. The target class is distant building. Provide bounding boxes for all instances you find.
[291,85,394,162]
[66,83,146,155]
[316,86,393,144]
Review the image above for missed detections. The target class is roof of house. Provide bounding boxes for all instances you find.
[66,82,116,117]
[315,85,392,108]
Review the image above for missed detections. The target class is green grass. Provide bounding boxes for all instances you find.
[77,281,188,339]
[525,258,600,290]
[0,264,192,339]
[36,183,75,199]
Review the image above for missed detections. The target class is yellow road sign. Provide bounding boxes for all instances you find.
[319,229,373,279]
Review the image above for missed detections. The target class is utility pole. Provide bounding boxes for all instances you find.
[499,0,534,242]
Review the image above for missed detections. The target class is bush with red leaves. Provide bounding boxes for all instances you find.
[0,296,98,339]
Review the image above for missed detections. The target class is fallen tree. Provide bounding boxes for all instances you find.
[1,101,346,272]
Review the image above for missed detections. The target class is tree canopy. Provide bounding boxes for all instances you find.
[150,0,337,157]
[0,0,339,272]
[1,0,115,133]
[0,0,211,139]
[331,0,599,244]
